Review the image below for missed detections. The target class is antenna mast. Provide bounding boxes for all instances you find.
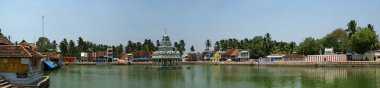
[42,16,45,37]
[165,28,167,34]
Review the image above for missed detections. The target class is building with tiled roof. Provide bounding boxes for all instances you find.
[0,38,46,86]
[0,36,12,45]
[18,40,37,51]
[219,48,250,62]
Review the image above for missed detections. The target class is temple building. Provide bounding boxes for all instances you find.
[151,33,181,68]
[0,36,49,87]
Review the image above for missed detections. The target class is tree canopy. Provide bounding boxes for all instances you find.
[350,27,378,54]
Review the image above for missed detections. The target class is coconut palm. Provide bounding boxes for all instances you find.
[206,39,211,50]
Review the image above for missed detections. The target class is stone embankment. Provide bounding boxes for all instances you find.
[66,61,380,67]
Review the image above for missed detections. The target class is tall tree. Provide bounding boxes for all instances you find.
[126,40,134,53]
[205,39,211,50]
[322,28,349,53]
[263,33,273,55]
[190,45,195,52]
[214,41,220,51]
[59,38,68,56]
[173,42,178,51]
[77,37,86,52]
[36,37,51,52]
[298,37,323,55]
[289,41,296,54]
[136,42,142,51]
[179,40,186,55]
[350,28,378,54]
[251,36,265,58]
[367,24,374,32]
[346,20,357,38]
[68,40,77,56]
[117,44,124,53]
[156,40,160,50]
[52,40,58,52]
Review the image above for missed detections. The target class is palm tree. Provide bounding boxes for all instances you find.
[367,24,374,32]
[190,45,195,52]
[346,20,357,38]
[52,40,58,52]
[289,41,296,54]
[263,33,273,55]
[206,39,211,50]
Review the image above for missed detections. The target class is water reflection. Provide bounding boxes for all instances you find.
[45,65,380,88]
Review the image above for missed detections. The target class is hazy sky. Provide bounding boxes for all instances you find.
[0,0,379,52]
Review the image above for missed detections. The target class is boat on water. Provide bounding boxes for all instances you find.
[43,57,64,71]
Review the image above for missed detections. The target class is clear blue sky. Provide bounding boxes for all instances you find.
[0,0,379,52]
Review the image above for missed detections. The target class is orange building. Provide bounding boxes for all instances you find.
[63,56,75,62]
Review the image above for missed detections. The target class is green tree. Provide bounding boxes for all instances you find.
[59,38,68,56]
[156,40,160,50]
[251,36,266,58]
[125,40,134,53]
[36,37,51,52]
[350,28,378,54]
[288,41,296,54]
[298,37,323,55]
[117,44,124,53]
[367,24,374,32]
[206,39,211,50]
[179,40,186,55]
[214,41,220,51]
[322,28,349,53]
[346,20,357,38]
[136,42,142,51]
[190,45,195,52]
[173,42,178,51]
[77,37,87,52]
[52,40,58,52]
[68,40,78,56]
[263,33,273,55]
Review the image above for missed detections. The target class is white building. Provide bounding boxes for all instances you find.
[364,50,380,61]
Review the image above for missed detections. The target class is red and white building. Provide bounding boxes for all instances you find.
[306,55,347,62]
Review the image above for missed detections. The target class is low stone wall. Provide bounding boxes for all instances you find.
[66,62,96,65]
[66,61,380,67]
[258,61,380,67]
[130,62,151,65]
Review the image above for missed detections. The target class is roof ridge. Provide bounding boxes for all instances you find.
[20,45,33,57]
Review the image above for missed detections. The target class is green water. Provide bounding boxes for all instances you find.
[45,65,380,88]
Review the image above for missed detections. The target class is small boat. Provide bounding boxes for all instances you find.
[43,57,64,71]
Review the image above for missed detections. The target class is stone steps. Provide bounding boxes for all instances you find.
[0,79,12,88]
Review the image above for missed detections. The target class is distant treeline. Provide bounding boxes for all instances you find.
[1,20,378,59]
[212,20,378,58]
